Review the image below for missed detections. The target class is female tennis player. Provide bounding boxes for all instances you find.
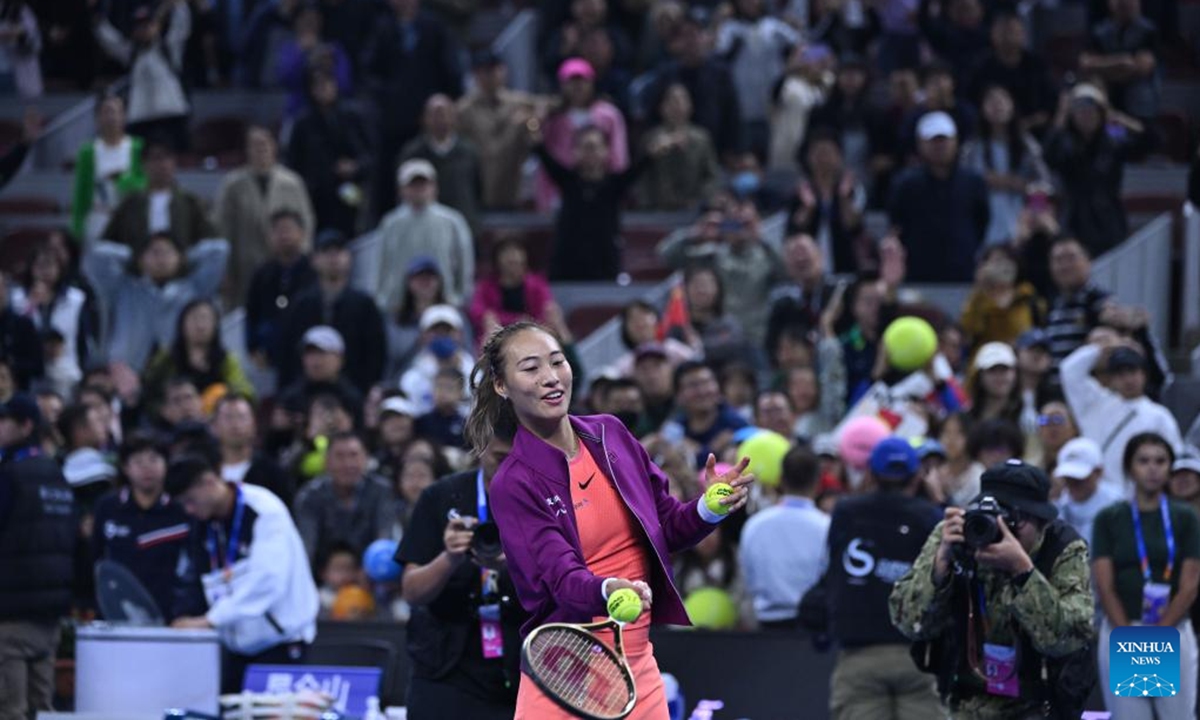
[468,321,752,719]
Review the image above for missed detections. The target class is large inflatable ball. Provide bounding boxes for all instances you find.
[882,316,938,372]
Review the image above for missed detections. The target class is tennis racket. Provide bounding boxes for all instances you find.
[521,617,637,720]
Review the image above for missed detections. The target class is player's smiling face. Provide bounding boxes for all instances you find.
[497,329,573,427]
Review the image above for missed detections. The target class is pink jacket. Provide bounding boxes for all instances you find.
[534,101,629,211]
[467,274,554,345]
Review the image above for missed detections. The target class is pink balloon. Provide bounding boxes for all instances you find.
[697,463,733,490]
[838,416,891,470]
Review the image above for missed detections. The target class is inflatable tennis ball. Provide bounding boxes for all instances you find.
[738,430,791,488]
[299,435,329,479]
[683,587,738,630]
[882,316,939,372]
[607,588,643,623]
[837,416,891,471]
[704,482,735,515]
[363,538,402,582]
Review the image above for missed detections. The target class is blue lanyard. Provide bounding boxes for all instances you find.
[206,485,245,571]
[1130,495,1176,583]
[476,468,488,523]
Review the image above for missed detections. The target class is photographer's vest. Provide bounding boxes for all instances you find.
[912,521,1097,719]
[0,449,76,621]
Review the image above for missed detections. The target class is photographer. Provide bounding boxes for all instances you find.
[394,432,526,719]
[889,460,1095,719]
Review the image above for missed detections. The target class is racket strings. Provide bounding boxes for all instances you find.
[527,629,632,717]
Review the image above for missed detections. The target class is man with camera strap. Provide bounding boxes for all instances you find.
[890,460,1097,719]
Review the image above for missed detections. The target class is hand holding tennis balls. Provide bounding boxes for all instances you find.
[702,454,753,515]
[607,587,643,624]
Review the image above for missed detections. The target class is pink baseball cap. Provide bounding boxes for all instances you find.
[557,57,596,83]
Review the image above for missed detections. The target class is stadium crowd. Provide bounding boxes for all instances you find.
[2,0,1200,716]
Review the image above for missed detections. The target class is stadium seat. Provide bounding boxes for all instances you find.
[191,116,248,168]
[567,303,623,337]
[1153,110,1191,163]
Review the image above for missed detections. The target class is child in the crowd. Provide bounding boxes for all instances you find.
[318,543,375,621]
[414,367,468,450]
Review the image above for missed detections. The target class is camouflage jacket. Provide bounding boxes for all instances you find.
[888,520,1096,719]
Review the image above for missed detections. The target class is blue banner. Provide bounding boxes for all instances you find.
[243,664,383,717]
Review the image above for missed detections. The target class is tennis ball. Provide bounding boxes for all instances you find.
[738,430,791,487]
[607,588,643,623]
[704,482,735,515]
[882,316,938,372]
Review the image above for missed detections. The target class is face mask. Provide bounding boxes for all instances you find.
[731,171,760,197]
[429,336,458,360]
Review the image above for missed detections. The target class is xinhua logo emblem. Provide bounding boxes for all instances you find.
[1109,626,1180,697]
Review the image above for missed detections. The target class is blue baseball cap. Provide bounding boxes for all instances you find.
[406,256,440,276]
[0,393,41,426]
[869,436,920,481]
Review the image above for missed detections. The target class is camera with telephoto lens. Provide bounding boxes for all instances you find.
[962,496,1013,549]
[470,521,504,563]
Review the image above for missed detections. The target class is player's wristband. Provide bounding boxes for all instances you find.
[601,578,617,602]
[697,497,726,524]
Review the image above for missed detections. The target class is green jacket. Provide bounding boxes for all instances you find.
[141,349,255,419]
[889,521,1095,719]
[70,137,147,240]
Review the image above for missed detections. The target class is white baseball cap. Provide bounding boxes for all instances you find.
[917,111,958,141]
[974,342,1017,371]
[419,304,464,332]
[1055,438,1103,481]
[398,158,437,186]
[380,396,419,418]
[1173,448,1200,476]
[302,325,345,354]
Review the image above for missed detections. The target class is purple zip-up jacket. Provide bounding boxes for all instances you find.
[489,414,717,637]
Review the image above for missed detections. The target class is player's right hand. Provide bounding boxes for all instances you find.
[605,578,653,611]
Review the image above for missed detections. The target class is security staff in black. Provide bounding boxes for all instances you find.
[823,437,944,720]
[396,435,527,719]
[92,433,191,620]
[0,393,75,720]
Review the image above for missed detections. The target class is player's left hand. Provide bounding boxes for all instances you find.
[974,517,1035,576]
[171,616,214,630]
[705,454,753,514]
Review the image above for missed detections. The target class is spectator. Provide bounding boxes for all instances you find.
[239,0,300,88]
[1061,338,1182,494]
[888,111,989,283]
[386,258,448,380]
[373,396,418,482]
[930,411,983,506]
[669,265,747,369]
[786,131,869,274]
[753,390,798,441]
[808,55,876,182]
[1015,329,1054,420]
[837,277,895,403]
[603,301,696,379]
[674,525,746,627]
[102,142,217,254]
[396,433,524,718]
[277,230,386,395]
[11,243,94,398]
[721,363,759,422]
[658,199,785,350]
[414,367,467,449]
[33,0,96,90]
[400,94,484,234]
[244,209,318,370]
[457,50,543,211]
[141,299,254,418]
[823,438,943,717]
[399,305,475,416]
[874,0,921,73]
[276,392,355,483]
[274,4,352,120]
[960,86,1049,246]
[0,394,74,720]
[294,432,398,568]
[1092,433,1199,717]
[767,44,833,172]
[632,344,680,434]
[806,0,880,58]
[91,433,190,620]
[964,12,1056,132]
[960,244,1043,352]
[83,235,229,372]
[317,543,370,620]
[0,0,42,97]
[765,234,839,359]
[156,378,206,433]
[898,63,976,158]
[1080,0,1160,121]
[212,394,295,508]
[1043,84,1145,255]
[637,83,721,211]
[213,125,315,310]
[643,7,742,160]
[535,58,629,212]
[1171,450,1200,521]
[660,361,748,467]
[361,0,463,211]
[286,69,372,238]
[541,0,632,87]
[966,341,1026,430]
[278,325,366,425]
[1011,184,1062,300]
[715,0,800,160]
[1043,236,1112,365]
[968,417,1027,469]
[868,66,920,206]
[374,159,475,309]
[396,456,438,531]
[1053,437,1122,545]
[533,125,650,281]
[168,454,319,694]
[468,236,556,346]
[70,93,146,245]
[918,0,987,78]
[1036,399,1079,478]
[739,445,829,630]
[57,403,116,533]
[94,1,191,150]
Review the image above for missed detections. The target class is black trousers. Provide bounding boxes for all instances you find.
[220,641,308,694]
[405,675,515,720]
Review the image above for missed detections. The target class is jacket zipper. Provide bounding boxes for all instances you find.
[595,424,669,583]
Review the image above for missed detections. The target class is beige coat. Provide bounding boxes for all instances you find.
[457,89,545,210]
[213,165,314,308]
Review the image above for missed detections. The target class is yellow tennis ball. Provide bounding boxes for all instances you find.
[705,482,734,515]
[607,588,642,623]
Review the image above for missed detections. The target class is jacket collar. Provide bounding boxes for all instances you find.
[510,415,605,486]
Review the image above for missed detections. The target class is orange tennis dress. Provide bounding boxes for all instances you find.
[513,443,670,719]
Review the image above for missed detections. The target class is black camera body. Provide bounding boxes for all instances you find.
[470,521,504,563]
[962,495,1013,549]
